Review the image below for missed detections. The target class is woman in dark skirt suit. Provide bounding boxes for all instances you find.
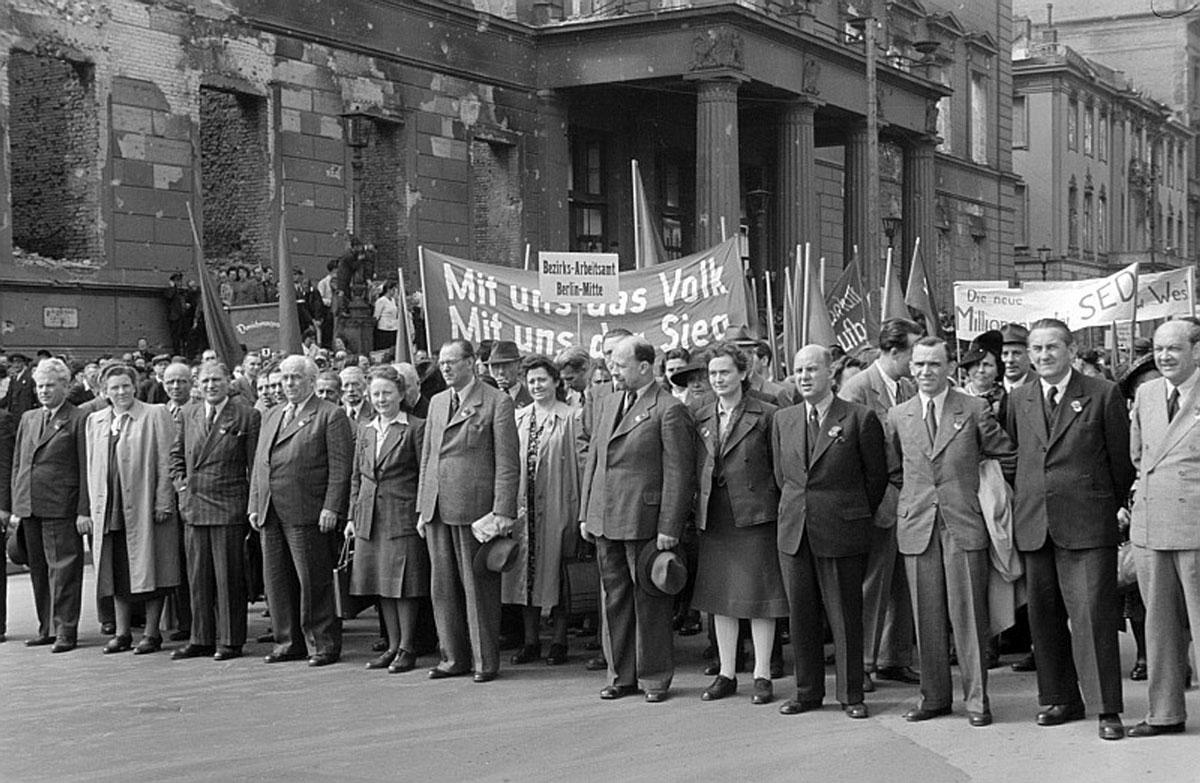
[346,365,430,673]
[692,342,789,704]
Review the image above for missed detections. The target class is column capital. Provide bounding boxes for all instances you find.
[684,69,750,85]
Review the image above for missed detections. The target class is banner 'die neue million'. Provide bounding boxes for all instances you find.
[421,238,749,356]
[954,264,1195,341]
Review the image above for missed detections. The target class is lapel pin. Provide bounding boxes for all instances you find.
[953,418,965,431]
[827,425,843,439]
[1070,400,1083,413]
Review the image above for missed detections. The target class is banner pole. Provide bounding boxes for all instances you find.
[801,244,811,346]
[882,247,893,322]
[764,269,779,379]
[749,274,760,336]
[523,243,531,272]
[1129,263,1141,367]
[417,246,433,356]
[720,216,727,243]
[631,160,641,270]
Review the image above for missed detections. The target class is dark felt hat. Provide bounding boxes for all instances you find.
[6,523,28,567]
[1000,323,1029,346]
[667,358,706,387]
[486,340,521,365]
[473,535,520,574]
[961,329,1004,368]
[636,542,688,598]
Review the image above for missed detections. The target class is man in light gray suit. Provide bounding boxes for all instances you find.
[839,317,923,690]
[1126,319,1200,737]
[417,339,519,682]
[888,338,1015,727]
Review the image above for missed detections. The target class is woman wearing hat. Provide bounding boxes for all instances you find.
[691,342,788,704]
[345,365,429,673]
[959,330,1005,416]
[85,364,180,655]
[502,356,581,666]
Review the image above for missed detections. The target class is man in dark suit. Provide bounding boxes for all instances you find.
[838,318,923,690]
[774,344,888,718]
[4,353,37,418]
[7,358,90,651]
[166,271,191,357]
[338,365,374,426]
[0,405,15,643]
[888,337,1016,727]
[1005,318,1134,741]
[171,361,261,661]
[231,352,261,404]
[580,336,695,702]
[487,340,534,408]
[417,339,520,682]
[249,354,353,667]
[162,361,195,642]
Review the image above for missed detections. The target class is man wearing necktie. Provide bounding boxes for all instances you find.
[170,361,260,660]
[1005,318,1134,740]
[339,366,373,426]
[163,362,195,643]
[1125,319,1200,737]
[248,355,352,666]
[6,358,91,651]
[579,336,695,702]
[773,345,888,718]
[887,338,1016,727]
[416,339,519,682]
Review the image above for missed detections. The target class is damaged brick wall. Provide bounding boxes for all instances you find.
[358,121,407,274]
[199,86,270,265]
[470,138,522,266]
[9,50,101,261]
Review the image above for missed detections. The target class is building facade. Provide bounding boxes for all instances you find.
[1012,26,1193,281]
[0,0,1016,353]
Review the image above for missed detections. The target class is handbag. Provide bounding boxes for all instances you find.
[333,537,373,620]
[1117,540,1138,591]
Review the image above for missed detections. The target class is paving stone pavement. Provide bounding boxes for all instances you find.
[2,570,1196,782]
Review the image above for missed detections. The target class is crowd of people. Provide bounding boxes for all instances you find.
[1,314,1198,743]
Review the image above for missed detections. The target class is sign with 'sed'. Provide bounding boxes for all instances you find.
[538,252,620,303]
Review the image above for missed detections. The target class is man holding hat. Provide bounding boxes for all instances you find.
[486,340,533,408]
[580,335,695,702]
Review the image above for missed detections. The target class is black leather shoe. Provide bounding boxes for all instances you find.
[389,650,417,673]
[769,659,784,680]
[371,638,389,653]
[428,666,470,679]
[51,638,77,654]
[1037,703,1086,726]
[168,629,190,642]
[751,678,773,705]
[862,672,877,693]
[968,710,993,727]
[779,698,822,715]
[264,650,306,664]
[308,653,339,667]
[25,635,55,647]
[214,646,242,660]
[645,689,669,703]
[585,656,607,671]
[701,675,737,701]
[100,622,116,636]
[1011,653,1036,672]
[473,671,498,683]
[1099,714,1125,740]
[133,635,162,655]
[600,684,640,700]
[256,632,276,644]
[510,644,541,664]
[877,666,921,684]
[904,705,952,722]
[1128,721,1185,737]
[171,643,216,660]
[545,643,568,666]
[676,613,702,636]
[1130,660,1148,681]
[366,650,398,670]
[844,702,869,719]
[703,660,720,676]
[103,634,133,654]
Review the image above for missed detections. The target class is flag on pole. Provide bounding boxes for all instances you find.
[882,247,909,322]
[782,264,797,366]
[276,211,304,355]
[904,237,940,336]
[394,268,417,364]
[632,159,668,269]
[803,255,837,349]
[185,203,243,369]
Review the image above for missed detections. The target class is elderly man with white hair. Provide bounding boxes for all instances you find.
[6,358,92,652]
[249,355,353,667]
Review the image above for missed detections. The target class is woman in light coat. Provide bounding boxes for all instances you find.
[86,364,178,655]
[502,356,581,666]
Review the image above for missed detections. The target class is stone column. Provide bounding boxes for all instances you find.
[843,120,871,281]
[778,96,822,280]
[689,75,745,249]
[536,89,570,253]
[902,134,938,284]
